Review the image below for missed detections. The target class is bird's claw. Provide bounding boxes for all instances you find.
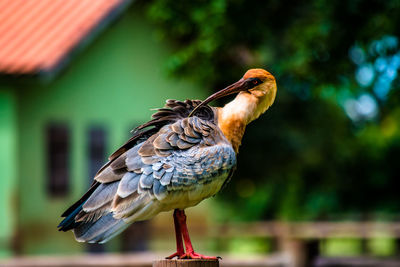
[178,251,220,260]
[165,251,185,259]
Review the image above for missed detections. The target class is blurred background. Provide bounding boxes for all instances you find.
[0,0,400,266]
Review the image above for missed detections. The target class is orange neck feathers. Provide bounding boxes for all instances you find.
[217,82,276,153]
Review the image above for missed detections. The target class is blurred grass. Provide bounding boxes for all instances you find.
[227,237,271,255]
[323,237,396,257]
[324,238,364,256]
[369,238,396,256]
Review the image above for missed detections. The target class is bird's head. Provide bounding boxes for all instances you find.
[241,68,276,106]
[189,68,277,117]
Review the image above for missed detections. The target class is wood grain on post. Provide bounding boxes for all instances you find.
[153,259,219,267]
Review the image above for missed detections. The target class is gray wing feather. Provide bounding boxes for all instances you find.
[112,193,152,219]
[139,173,153,188]
[153,168,165,179]
[83,182,118,212]
[97,221,130,244]
[74,213,123,243]
[117,172,139,198]
[94,165,124,183]
[160,171,173,186]
[153,179,167,200]
[152,162,163,171]
[125,144,144,170]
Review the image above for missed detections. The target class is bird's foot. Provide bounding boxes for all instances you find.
[165,251,185,259]
[179,251,220,260]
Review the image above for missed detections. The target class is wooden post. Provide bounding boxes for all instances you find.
[153,259,219,267]
[395,237,400,256]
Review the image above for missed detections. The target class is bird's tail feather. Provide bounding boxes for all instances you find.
[73,213,130,243]
[57,202,84,231]
[58,182,100,231]
[58,181,130,243]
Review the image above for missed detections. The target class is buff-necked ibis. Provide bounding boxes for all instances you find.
[58,68,277,259]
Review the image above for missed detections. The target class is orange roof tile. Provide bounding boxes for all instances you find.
[0,0,128,75]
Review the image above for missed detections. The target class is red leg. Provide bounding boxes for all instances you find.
[166,209,185,259]
[176,209,219,260]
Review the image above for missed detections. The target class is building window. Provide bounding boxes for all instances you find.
[88,126,107,183]
[46,124,70,197]
[87,126,107,253]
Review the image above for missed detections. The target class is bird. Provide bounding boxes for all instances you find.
[58,68,277,259]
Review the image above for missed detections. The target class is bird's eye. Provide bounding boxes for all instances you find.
[246,78,262,90]
[252,78,261,86]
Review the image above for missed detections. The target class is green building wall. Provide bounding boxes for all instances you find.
[0,89,17,257]
[15,8,206,255]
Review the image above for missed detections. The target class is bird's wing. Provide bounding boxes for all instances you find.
[59,99,235,238]
[83,115,236,222]
[107,99,215,162]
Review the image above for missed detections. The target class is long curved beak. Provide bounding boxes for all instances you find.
[188,78,249,117]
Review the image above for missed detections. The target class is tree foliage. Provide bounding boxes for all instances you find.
[144,0,400,221]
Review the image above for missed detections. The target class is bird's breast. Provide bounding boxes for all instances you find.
[158,143,237,211]
[161,170,233,211]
